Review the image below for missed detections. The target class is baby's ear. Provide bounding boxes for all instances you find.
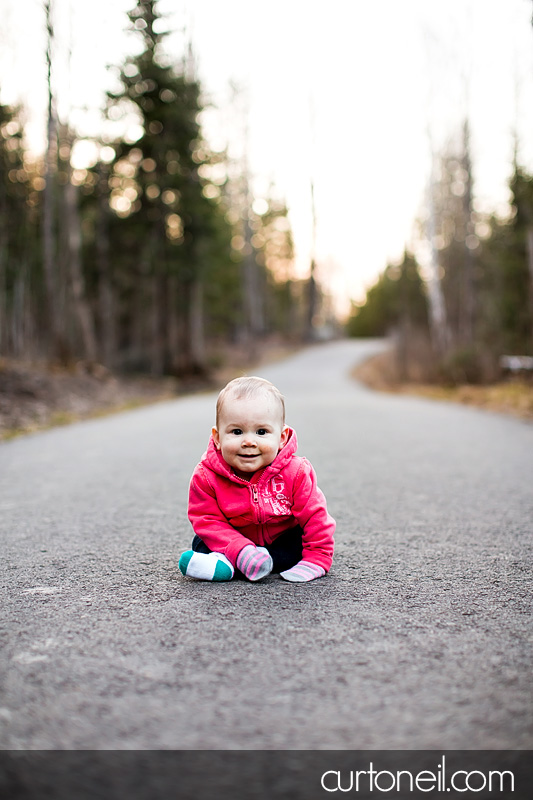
[212,427,221,450]
[279,425,289,450]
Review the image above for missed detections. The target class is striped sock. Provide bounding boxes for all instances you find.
[179,550,234,581]
[280,560,326,583]
[236,545,273,582]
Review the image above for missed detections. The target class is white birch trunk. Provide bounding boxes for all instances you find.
[42,0,61,356]
[425,176,451,356]
[527,227,533,350]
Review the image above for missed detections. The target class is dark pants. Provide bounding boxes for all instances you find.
[192,526,303,574]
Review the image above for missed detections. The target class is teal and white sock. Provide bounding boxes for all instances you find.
[280,560,326,583]
[236,545,273,581]
[179,550,234,581]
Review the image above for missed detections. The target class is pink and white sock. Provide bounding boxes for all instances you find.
[236,545,273,581]
[280,560,326,583]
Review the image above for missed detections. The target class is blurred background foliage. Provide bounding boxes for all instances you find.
[0,0,329,379]
[347,145,533,385]
[0,0,532,388]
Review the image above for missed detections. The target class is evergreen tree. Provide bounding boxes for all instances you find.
[0,103,35,356]
[346,252,428,338]
[480,167,533,355]
[105,0,235,375]
[429,142,480,348]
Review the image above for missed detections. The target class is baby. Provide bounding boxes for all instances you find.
[179,376,335,583]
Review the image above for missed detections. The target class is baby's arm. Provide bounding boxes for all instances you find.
[283,460,335,582]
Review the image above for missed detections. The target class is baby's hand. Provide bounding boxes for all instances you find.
[280,561,326,583]
[236,544,273,581]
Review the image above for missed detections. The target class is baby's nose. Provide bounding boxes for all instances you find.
[243,435,256,446]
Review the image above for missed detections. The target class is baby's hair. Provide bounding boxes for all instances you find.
[215,376,285,428]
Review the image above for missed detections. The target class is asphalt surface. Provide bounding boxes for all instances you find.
[1,338,532,750]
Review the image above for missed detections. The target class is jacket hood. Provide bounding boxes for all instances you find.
[203,426,298,481]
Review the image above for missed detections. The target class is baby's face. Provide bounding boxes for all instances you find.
[212,393,288,478]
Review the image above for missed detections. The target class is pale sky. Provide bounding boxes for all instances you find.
[2,0,533,313]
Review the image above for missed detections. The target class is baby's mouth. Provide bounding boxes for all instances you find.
[239,453,259,459]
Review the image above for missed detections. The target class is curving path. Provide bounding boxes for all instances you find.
[1,339,532,750]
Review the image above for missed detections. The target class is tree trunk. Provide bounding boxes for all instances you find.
[307,178,318,340]
[188,276,206,373]
[42,95,61,354]
[425,174,451,356]
[0,187,7,354]
[63,157,97,362]
[12,265,25,356]
[460,120,476,346]
[527,226,533,351]
[42,0,67,361]
[167,273,179,374]
[96,163,116,367]
[242,206,263,362]
[151,272,168,376]
[307,264,317,340]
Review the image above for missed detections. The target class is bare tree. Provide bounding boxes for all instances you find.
[229,83,264,361]
[306,177,318,340]
[181,32,208,375]
[187,276,206,370]
[42,0,67,360]
[520,6,533,346]
[421,24,452,356]
[0,137,8,355]
[459,119,476,345]
[424,150,451,356]
[95,161,117,366]
[306,98,319,341]
[61,130,97,362]
[526,228,533,351]
[242,191,264,361]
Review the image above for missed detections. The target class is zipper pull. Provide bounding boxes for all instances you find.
[252,485,261,524]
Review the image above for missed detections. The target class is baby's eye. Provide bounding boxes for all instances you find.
[257,428,268,436]
[231,428,243,435]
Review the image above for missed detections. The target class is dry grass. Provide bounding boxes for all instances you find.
[0,358,179,441]
[0,338,303,441]
[353,351,533,421]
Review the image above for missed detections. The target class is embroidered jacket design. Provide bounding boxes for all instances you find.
[263,477,292,516]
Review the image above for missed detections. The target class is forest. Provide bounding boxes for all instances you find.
[347,139,533,385]
[0,0,322,382]
[1,0,532,396]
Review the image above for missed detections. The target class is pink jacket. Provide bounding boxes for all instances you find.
[188,427,335,571]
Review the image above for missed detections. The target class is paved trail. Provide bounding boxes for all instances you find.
[1,339,532,750]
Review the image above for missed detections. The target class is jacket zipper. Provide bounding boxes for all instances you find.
[233,472,262,525]
[234,473,262,525]
[252,485,261,523]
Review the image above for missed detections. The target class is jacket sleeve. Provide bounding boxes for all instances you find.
[290,460,335,571]
[188,466,253,566]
